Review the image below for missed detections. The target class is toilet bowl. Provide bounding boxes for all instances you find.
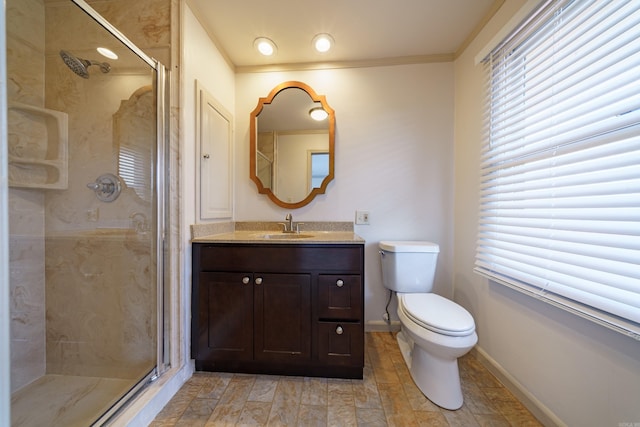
[379,241,477,410]
[396,293,477,410]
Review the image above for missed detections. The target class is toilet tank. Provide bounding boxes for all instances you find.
[379,241,440,293]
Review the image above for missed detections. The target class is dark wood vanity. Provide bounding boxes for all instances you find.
[191,241,364,379]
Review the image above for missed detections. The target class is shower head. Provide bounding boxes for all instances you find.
[59,50,111,79]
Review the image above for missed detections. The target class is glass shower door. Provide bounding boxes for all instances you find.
[7,0,165,425]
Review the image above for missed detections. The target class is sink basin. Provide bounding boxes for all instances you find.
[253,233,315,240]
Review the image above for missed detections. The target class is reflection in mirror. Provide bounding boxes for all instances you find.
[250,81,335,209]
[114,85,154,202]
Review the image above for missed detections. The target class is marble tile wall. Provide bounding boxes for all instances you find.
[41,0,166,378]
[45,230,156,378]
[7,0,47,393]
[8,0,172,392]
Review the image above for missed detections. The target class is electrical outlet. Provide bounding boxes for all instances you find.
[355,210,370,225]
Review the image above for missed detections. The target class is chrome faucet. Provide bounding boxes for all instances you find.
[286,213,293,232]
[278,213,301,233]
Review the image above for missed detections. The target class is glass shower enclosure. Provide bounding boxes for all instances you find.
[7,0,168,425]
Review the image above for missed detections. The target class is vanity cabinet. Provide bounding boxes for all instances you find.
[191,242,364,379]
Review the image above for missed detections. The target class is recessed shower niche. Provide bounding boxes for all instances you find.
[8,102,68,189]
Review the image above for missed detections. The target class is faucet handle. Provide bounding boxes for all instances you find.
[277,222,287,232]
[295,223,305,233]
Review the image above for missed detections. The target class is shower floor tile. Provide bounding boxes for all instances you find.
[11,374,136,427]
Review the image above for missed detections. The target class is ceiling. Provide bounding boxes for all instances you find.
[187,0,501,71]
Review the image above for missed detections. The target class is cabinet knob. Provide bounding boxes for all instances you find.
[242,276,250,284]
[255,277,263,285]
[336,279,344,287]
[336,325,344,335]
[203,154,210,159]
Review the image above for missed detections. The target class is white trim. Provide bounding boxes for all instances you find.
[365,320,401,333]
[473,346,566,427]
[475,0,545,65]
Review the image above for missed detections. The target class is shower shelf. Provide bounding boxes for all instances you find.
[8,102,68,190]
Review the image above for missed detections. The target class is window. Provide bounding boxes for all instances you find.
[475,0,640,338]
[309,151,329,189]
[118,143,151,202]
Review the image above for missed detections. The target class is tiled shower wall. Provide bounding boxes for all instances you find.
[8,0,171,392]
[8,0,47,392]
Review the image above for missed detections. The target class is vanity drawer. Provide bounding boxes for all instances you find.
[318,274,362,320]
[197,244,363,273]
[317,321,364,367]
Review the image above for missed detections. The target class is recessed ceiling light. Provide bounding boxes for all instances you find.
[309,107,328,121]
[254,37,277,56]
[312,33,334,54]
[97,47,118,60]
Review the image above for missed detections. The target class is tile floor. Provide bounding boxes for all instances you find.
[11,374,136,427]
[150,332,542,426]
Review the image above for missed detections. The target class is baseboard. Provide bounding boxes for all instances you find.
[366,320,401,332]
[472,346,566,427]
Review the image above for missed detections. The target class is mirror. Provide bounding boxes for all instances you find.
[250,81,335,208]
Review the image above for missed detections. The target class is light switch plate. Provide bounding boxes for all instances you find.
[355,210,370,225]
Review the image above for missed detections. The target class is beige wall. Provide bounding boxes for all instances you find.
[234,65,455,326]
[182,3,456,329]
[181,3,236,366]
[453,1,640,425]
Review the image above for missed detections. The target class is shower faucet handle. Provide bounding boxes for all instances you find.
[86,182,101,191]
[87,173,122,202]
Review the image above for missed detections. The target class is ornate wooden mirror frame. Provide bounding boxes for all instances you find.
[250,81,335,209]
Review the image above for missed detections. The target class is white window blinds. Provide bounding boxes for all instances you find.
[475,0,640,338]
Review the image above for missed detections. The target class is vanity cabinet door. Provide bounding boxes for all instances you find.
[318,274,362,320]
[317,322,364,366]
[254,273,312,363]
[194,272,253,361]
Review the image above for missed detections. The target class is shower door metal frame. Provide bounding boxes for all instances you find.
[69,0,170,423]
[1,5,11,426]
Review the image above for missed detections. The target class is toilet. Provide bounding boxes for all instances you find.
[379,241,477,410]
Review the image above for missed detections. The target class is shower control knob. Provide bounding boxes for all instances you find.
[336,325,344,335]
[255,277,263,285]
[242,277,250,284]
[336,279,344,287]
[86,173,122,202]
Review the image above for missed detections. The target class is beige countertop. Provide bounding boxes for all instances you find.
[192,230,364,244]
[191,221,364,244]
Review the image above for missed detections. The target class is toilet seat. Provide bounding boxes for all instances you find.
[400,293,475,337]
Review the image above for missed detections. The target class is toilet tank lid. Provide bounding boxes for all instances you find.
[379,241,440,253]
